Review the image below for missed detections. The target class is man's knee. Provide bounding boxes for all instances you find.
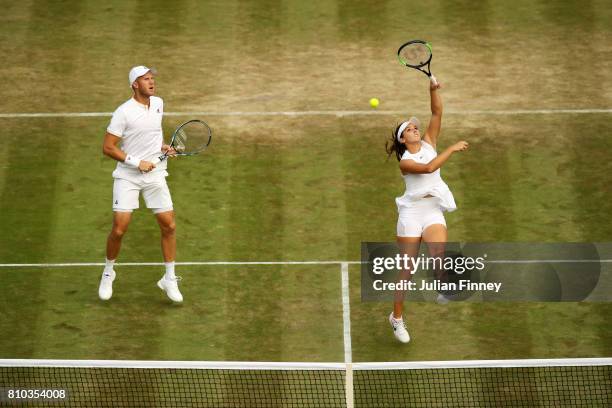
[110,225,128,240]
[160,221,176,236]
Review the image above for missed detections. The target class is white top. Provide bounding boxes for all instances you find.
[396,141,457,212]
[107,96,168,181]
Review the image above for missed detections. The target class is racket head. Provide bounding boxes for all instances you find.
[397,40,433,68]
[170,119,212,156]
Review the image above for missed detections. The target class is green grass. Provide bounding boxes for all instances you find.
[2,2,612,407]
[1,114,612,364]
[1,0,612,371]
[0,264,343,362]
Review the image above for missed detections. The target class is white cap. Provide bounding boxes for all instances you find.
[396,117,421,141]
[128,65,153,88]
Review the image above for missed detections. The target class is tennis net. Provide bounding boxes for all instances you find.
[1,358,610,407]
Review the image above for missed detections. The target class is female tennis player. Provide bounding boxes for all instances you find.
[385,79,468,343]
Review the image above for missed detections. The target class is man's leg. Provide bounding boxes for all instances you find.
[99,211,133,300]
[155,210,182,302]
[107,211,133,260]
[155,210,176,264]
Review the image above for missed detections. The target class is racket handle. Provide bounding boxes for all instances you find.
[430,74,438,86]
[151,155,164,165]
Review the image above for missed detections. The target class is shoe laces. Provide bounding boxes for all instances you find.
[392,318,407,331]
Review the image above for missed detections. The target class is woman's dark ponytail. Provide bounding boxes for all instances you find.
[386,124,406,161]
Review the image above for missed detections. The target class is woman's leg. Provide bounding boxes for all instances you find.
[393,236,422,319]
[422,224,448,301]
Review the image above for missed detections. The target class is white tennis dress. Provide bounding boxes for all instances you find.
[395,141,456,237]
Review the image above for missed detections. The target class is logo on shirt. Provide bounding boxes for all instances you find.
[157,108,161,113]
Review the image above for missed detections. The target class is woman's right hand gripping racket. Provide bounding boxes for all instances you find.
[397,40,438,86]
[152,119,212,165]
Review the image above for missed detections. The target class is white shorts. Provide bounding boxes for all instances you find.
[397,197,446,237]
[112,176,173,213]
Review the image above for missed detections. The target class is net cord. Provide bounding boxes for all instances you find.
[1,358,610,370]
[352,357,612,370]
[0,359,344,370]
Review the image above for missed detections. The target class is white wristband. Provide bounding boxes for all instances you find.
[124,155,141,168]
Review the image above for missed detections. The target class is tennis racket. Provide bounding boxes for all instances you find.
[397,40,438,85]
[152,119,212,164]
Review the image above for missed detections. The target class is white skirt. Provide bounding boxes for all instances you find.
[396,182,457,213]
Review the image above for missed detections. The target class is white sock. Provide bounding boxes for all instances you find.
[104,259,115,274]
[164,261,176,280]
[392,315,403,322]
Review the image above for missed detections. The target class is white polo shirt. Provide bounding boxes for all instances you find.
[107,96,168,180]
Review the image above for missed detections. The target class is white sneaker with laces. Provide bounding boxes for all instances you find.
[98,269,116,300]
[157,276,183,303]
[389,313,410,343]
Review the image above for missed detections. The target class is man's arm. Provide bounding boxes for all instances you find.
[102,132,155,173]
[422,81,443,149]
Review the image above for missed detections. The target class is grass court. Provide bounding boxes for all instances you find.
[1,0,612,378]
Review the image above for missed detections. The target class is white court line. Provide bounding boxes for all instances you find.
[0,108,611,118]
[340,262,354,408]
[0,261,362,268]
[488,260,612,264]
[0,259,610,268]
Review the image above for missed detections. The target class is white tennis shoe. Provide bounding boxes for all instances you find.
[389,313,410,343]
[98,269,116,300]
[157,276,183,303]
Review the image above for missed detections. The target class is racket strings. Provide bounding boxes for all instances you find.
[173,121,211,155]
[399,43,431,67]
[174,129,187,152]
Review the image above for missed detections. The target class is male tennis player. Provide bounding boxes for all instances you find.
[98,66,183,303]
[385,79,468,343]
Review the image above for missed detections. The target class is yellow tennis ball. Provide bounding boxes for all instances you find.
[369,98,379,108]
